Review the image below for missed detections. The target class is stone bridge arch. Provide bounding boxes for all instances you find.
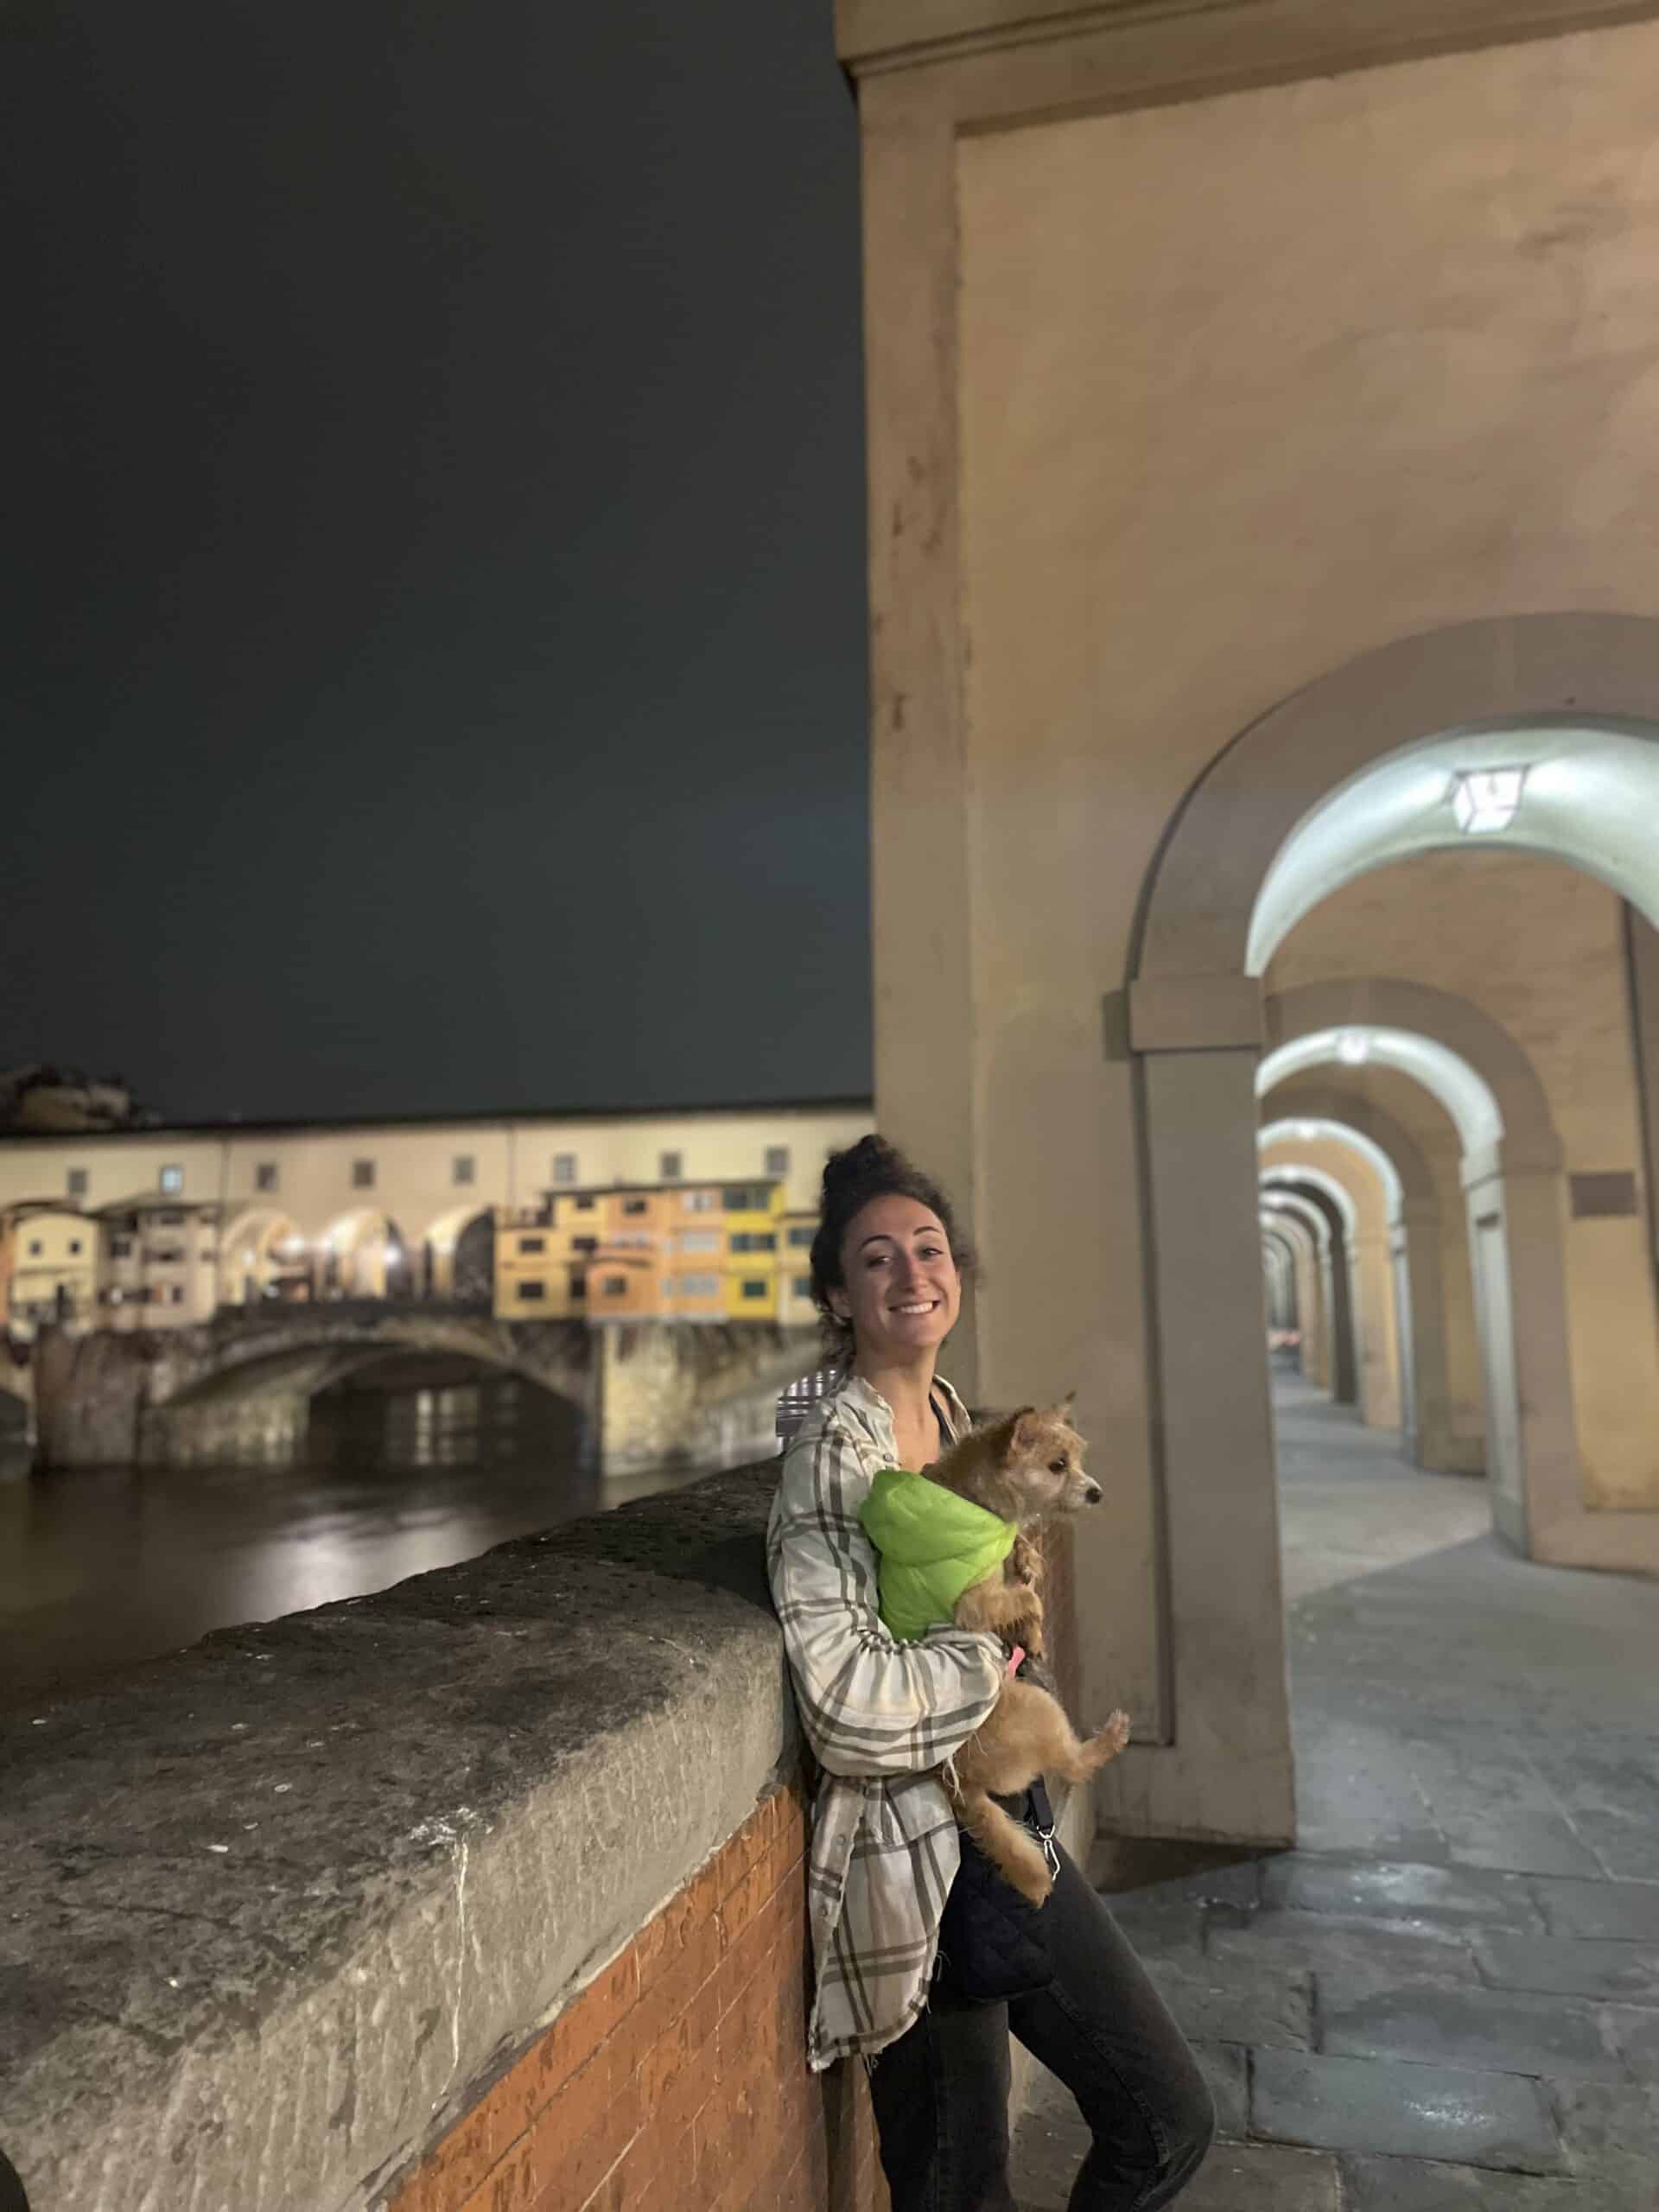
[141,1306,594,1468]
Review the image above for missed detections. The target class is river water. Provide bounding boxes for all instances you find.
[0,1372,758,1710]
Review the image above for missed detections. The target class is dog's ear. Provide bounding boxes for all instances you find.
[1007,1405,1043,1450]
[1055,1389,1077,1419]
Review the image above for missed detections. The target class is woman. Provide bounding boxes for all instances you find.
[766,1135,1214,2211]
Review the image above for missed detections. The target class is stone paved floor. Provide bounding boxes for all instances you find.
[1011,1375,1659,2209]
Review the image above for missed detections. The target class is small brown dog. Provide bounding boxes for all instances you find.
[931,1401,1130,1904]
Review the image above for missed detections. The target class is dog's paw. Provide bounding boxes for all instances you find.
[1093,1710,1132,1758]
[1008,1862,1054,1908]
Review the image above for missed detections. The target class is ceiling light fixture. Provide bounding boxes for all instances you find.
[1338,1030,1371,1066]
[1451,766,1527,835]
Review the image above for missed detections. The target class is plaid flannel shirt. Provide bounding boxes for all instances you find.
[766,1373,1003,2070]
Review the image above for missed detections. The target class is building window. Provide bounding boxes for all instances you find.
[516,1280,547,1301]
[352,1160,375,1190]
[553,1153,577,1184]
[26,1241,41,1258]
[159,1165,183,1194]
[453,1155,475,1186]
[67,1167,88,1198]
[741,1279,768,1300]
[683,1189,717,1213]
[787,1225,814,1249]
[678,1273,720,1297]
[793,1275,813,1298]
[730,1232,776,1255]
[659,1150,683,1181]
[199,1247,214,1262]
[518,1236,546,1255]
[573,1236,598,1255]
[622,1196,649,1217]
[111,1236,132,1260]
[573,1194,595,1211]
[67,1240,81,1256]
[570,1271,588,1299]
[256,1162,279,1193]
[602,1275,628,1296]
[766,1147,790,1177]
[678,1230,720,1255]
[170,1286,187,1306]
[723,1185,766,1212]
[156,1211,183,1228]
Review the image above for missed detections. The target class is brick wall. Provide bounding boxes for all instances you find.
[383,1778,890,2212]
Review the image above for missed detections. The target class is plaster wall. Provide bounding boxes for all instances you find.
[938,19,1659,1721]
[1268,852,1659,1505]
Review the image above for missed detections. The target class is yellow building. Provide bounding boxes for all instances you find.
[493,1179,791,1324]
[1,1203,99,1332]
[775,1211,819,1330]
[717,1181,783,1320]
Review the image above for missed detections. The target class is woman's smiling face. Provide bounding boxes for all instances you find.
[832,1192,962,1361]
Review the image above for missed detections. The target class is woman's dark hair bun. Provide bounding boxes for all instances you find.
[821,1133,902,1201]
[807,1132,977,1371]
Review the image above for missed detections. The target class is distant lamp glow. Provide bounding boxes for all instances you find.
[1451,766,1526,835]
[1337,1030,1371,1066]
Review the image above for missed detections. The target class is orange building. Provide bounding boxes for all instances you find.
[493,1180,786,1324]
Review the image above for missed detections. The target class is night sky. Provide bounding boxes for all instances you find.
[3,2,872,1126]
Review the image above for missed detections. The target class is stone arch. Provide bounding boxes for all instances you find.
[1262,1116,1402,1219]
[1260,1215,1313,1356]
[1117,617,1659,1848]
[1260,1086,1435,1211]
[320,1209,412,1301]
[1126,632,1656,1573]
[1260,1188,1333,1393]
[1135,613,1659,983]
[1261,1210,1319,1371]
[1260,1158,1359,1237]
[218,1208,308,1306]
[1261,977,1573,1546]
[1259,1080,1462,1472]
[1261,1175,1356,1404]
[1260,1227,1299,1339]
[416,1204,497,1303]
[146,1310,594,1471]
[1264,1145,1407,1433]
[1266,979,1559,1181]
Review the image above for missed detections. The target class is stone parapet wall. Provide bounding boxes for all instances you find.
[1,1462,810,2210]
[381,1782,887,2212]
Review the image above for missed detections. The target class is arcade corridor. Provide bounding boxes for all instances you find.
[1014,1376,1659,2208]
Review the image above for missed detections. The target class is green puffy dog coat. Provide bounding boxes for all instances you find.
[860,1466,1018,1643]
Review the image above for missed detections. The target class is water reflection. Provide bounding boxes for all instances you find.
[0,1371,743,1709]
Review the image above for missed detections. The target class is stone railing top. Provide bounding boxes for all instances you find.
[1,1459,796,2212]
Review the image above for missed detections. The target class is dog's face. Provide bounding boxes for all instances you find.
[997,1403,1101,1518]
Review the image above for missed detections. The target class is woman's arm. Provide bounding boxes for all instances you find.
[767,1413,1002,1781]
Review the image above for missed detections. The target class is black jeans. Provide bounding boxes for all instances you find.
[867,1842,1215,2211]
